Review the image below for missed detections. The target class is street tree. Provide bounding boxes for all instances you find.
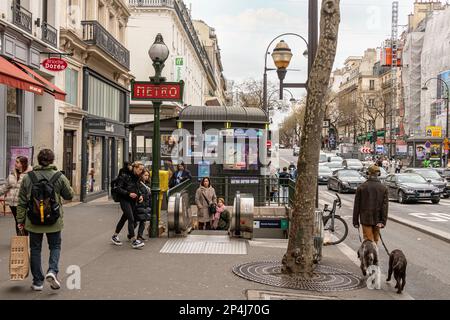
[282,0,341,277]
[234,79,278,109]
[279,100,306,147]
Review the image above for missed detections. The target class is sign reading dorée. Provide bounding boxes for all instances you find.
[132,81,184,102]
[42,58,68,72]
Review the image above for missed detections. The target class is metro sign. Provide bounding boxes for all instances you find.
[132,80,184,102]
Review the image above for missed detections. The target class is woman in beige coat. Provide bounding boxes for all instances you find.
[195,177,217,230]
[0,156,32,235]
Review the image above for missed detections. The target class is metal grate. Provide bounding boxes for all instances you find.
[233,261,365,292]
[160,235,247,255]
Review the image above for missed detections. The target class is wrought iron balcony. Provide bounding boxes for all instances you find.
[42,21,57,47]
[128,0,174,7]
[81,21,130,70]
[11,1,32,34]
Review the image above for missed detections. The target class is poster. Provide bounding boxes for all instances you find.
[416,144,427,161]
[204,134,218,158]
[161,135,179,158]
[198,161,210,178]
[9,147,33,173]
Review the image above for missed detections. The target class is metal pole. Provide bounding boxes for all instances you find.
[263,71,268,115]
[446,85,449,168]
[150,61,164,238]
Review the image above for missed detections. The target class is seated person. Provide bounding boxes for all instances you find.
[214,198,230,231]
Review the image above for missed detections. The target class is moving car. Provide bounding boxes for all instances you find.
[328,156,344,165]
[343,159,363,170]
[384,174,441,204]
[318,166,333,185]
[293,146,300,156]
[319,152,328,163]
[327,169,366,193]
[403,168,448,198]
[324,161,344,172]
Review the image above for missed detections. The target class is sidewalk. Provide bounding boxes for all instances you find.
[0,201,409,300]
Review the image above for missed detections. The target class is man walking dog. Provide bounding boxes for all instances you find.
[353,165,389,244]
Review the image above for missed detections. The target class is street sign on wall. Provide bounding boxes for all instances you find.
[131,81,184,102]
[174,56,185,82]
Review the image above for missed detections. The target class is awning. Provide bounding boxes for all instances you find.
[15,62,66,101]
[0,56,44,95]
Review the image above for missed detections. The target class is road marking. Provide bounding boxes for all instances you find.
[335,241,414,300]
[409,212,450,222]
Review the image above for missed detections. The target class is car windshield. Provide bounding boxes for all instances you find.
[319,154,328,162]
[415,170,442,180]
[327,162,342,168]
[331,157,343,162]
[338,170,361,178]
[398,175,427,184]
[347,160,362,165]
[319,167,332,174]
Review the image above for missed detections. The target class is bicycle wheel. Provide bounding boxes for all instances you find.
[323,216,348,245]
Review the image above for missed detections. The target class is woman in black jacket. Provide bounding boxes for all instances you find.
[135,169,151,241]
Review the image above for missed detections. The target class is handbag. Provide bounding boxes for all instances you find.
[135,207,151,222]
[202,192,217,216]
[10,230,29,281]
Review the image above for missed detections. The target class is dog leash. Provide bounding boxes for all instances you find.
[379,233,391,256]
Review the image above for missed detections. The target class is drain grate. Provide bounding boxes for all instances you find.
[233,261,365,292]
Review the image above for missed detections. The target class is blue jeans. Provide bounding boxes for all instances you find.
[29,232,62,286]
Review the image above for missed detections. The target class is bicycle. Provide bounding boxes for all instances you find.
[322,193,348,245]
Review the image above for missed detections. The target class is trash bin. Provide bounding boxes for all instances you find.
[230,192,254,239]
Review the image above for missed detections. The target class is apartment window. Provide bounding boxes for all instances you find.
[87,75,122,121]
[65,68,79,106]
[368,99,375,108]
[369,80,375,90]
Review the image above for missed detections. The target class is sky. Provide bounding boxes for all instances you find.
[188,0,412,87]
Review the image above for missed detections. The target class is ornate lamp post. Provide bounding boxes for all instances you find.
[148,34,169,238]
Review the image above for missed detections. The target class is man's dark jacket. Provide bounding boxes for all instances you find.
[278,172,290,187]
[169,170,192,188]
[116,170,141,201]
[353,177,389,227]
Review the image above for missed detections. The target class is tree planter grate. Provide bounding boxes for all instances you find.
[233,261,365,292]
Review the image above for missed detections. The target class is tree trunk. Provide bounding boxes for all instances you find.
[282,0,340,277]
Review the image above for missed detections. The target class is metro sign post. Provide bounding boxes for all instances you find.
[131,81,184,102]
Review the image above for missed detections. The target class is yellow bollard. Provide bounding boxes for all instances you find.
[150,170,170,222]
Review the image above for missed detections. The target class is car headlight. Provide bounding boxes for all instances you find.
[342,181,349,186]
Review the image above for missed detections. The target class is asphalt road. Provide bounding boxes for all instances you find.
[279,148,450,299]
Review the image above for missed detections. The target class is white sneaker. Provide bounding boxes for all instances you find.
[45,272,61,290]
[132,239,145,249]
[31,284,43,291]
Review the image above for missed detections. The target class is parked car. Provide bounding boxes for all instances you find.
[324,161,344,172]
[293,146,300,156]
[384,173,441,204]
[318,166,333,185]
[403,168,448,198]
[343,159,363,170]
[327,169,366,193]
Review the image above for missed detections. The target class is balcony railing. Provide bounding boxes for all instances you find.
[42,21,58,47]
[128,0,174,7]
[81,21,130,70]
[11,1,32,34]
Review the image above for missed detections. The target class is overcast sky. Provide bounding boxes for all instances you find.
[188,0,411,85]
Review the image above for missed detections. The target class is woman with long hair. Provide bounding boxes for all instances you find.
[195,177,217,230]
[0,156,32,235]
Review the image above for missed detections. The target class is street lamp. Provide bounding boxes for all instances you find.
[268,88,297,110]
[263,33,309,116]
[422,77,449,168]
[148,34,169,238]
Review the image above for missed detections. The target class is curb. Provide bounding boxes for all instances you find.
[389,215,450,244]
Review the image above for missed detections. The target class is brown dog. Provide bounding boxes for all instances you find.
[386,249,407,294]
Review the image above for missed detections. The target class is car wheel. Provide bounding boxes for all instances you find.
[431,198,440,204]
[398,191,406,204]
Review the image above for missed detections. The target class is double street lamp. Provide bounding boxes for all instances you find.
[422,77,449,167]
[148,34,169,238]
[268,88,297,111]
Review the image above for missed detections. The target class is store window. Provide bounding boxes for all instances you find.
[6,88,22,177]
[65,68,78,106]
[86,136,103,194]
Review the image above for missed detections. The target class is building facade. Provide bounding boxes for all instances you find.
[59,0,132,202]
[0,0,63,185]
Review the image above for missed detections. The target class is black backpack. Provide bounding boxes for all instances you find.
[111,176,121,202]
[27,171,62,226]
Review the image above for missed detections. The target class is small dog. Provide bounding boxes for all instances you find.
[357,240,379,276]
[386,249,407,294]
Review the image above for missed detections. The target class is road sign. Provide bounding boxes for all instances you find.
[131,81,184,102]
[323,120,330,128]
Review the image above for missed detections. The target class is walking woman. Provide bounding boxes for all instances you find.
[195,177,217,230]
[136,169,151,241]
[0,156,32,235]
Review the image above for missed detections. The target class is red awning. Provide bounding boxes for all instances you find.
[15,62,66,101]
[0,56,44,95]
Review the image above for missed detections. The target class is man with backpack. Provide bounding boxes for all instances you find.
[16,149,74,291]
